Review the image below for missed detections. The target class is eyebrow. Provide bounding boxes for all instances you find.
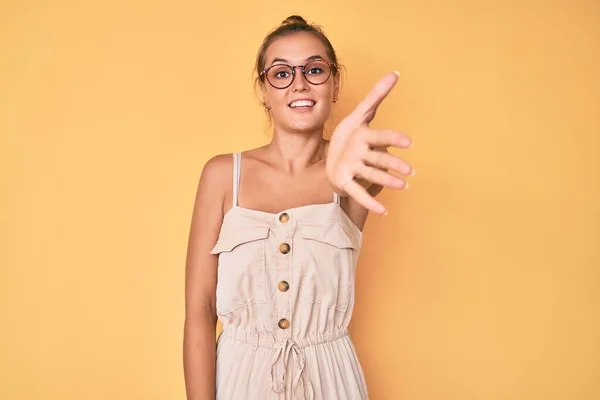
[270,55,325,66]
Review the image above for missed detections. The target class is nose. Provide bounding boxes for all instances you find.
[290,66,309,92]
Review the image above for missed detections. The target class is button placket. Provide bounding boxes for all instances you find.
[275,211,292,333]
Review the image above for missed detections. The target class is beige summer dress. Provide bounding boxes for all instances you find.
[210,152,369,399]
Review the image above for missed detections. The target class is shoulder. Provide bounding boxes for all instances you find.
[202,153,233,176]
[197,153,234,195]
[201,146,268,182]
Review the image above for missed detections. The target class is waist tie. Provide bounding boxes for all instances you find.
[219,327,349,399]
[270,338,315,399]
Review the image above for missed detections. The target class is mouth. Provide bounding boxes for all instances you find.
[288,99,316,109]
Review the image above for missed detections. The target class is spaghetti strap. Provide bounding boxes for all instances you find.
[232,152,241,207]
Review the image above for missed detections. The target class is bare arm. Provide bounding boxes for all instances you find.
[183,155,229,400]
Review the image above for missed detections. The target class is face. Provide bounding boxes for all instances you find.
[261,32,340,133]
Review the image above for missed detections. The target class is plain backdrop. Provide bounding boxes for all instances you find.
[1,1,599,399]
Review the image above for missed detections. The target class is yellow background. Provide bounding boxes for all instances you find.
[1,1,599,399]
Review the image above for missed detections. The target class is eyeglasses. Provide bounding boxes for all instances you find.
[260,60,336,89]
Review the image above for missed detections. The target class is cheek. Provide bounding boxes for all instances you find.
[317,100,332,116]
[316,87,334,111]
[318,84,334,98]
[264,88,285,107]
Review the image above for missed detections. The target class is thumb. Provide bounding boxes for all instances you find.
[350,71,399,124]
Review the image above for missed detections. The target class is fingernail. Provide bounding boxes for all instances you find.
[393,70,400,77]
[383,209,389,216]
[410,169,416,176]
[404,182,410,189]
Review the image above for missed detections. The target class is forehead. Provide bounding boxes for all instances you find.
[265,32,329,64]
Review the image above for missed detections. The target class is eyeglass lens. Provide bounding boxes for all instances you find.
[266,60,332,89]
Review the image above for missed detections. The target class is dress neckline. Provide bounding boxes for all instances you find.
[223,202,363,234]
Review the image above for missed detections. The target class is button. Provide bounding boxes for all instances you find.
[278,318,290,329]
[278,281,289,292]
[279,213,289,223]
[279,243,290,254]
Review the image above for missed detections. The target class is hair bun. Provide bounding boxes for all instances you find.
[281,15,308,26]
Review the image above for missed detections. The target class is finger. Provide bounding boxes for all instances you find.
[355,165,408,190]
[368,145,389,153]
[350,71,399,124]
[362,150,414,176]
[365,129,412,149]
[342,179,387,214]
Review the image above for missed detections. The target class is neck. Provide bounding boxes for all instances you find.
[267,126,327,173]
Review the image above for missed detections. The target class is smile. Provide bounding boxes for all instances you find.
[289,99,316,108]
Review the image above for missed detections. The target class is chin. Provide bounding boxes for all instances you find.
[288,115,328,133]
[277,105,329,133]
[287,120,325,133]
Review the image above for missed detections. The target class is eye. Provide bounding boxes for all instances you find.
[269,65,293,80]
[275,70,291,79]
[305,60,329,76]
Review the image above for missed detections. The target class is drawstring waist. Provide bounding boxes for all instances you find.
[219,327,349,399]
[270,337,314,399]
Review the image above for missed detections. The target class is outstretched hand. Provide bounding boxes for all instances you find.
[326,71,414,215]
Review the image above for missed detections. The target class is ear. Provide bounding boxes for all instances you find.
[260,81,270,109]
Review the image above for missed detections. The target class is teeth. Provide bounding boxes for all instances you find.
[290,100,315,108]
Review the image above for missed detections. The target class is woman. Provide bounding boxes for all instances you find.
[183,15,413,400]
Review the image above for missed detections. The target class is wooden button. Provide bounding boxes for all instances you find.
[278,318,290,329]
[278,281,289,292]
[279,243,290,254]
[279,213,289,223]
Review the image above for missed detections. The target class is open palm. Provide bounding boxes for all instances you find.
[326,71,414,214]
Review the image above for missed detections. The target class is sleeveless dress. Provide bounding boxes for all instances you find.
[211,152,369,399]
